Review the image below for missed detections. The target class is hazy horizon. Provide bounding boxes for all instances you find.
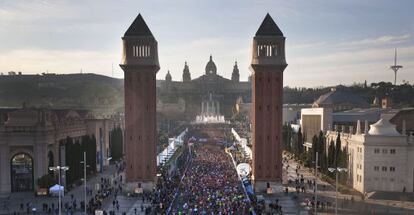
[1,0,413,87]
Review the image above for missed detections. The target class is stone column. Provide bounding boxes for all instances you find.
[201,101,204,115]
[33,142,47,191]
[206,101,209,115]
[212,100,215,115]
[217,101,220,115]
[0,144,10,195]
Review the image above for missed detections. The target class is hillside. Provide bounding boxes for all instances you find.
[1,74,413,112]
[0,73,124,113]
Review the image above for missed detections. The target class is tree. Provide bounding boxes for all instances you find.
[335,132,341,168]
[328,139,335,168]
[318,131,327,171]
[297,127,304,155]
[311,135,318,162]
[37,174,57,189]
[110,127,124,161]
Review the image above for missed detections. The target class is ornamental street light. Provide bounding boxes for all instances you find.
[49,166,69,215]
[328,167,348,215]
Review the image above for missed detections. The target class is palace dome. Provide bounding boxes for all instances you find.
[205,55,217,75]
[368,118,401,136]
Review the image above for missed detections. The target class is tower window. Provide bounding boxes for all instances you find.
[133,45,151,58]
[257,44,278,57]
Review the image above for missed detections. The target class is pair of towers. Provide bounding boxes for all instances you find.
[120,13,287,192]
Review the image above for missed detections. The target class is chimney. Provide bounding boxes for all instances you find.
[356,120,361,134]
[341,125,346,133]
[349,126,354,134]
[334,125,338,131]
[364,120,369,135]
[402,120,406,135]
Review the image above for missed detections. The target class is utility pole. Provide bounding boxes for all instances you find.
[315,152,318,215]
[49,166,69,215]
[84,152,87,215]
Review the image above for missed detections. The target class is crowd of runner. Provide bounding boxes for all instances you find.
[169,144,253,214]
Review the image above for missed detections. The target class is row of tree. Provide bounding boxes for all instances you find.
[283,123,348,179]
[61,135,97,186]
[284,82,414,107]
[110,126,124,161]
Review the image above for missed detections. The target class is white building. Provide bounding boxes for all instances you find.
[326,118,414,193]
[300,107,333,149]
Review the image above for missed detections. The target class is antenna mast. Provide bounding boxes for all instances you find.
[390,48,403,85]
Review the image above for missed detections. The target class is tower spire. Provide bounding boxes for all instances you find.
[255,13,283,36]
[182,61,191,82]
[124,14,153,37]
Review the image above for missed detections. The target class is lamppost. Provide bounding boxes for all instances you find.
[80,152,90,215]
[328,167,348,215]
[314,152,319,215]
[49,166,69,215]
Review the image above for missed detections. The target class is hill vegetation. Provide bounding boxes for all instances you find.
[0,73,124,114]
[1,73,413,110]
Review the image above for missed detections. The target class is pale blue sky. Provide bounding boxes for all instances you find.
[0,0,413,87]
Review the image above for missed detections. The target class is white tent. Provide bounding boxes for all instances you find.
[49,184,64,196]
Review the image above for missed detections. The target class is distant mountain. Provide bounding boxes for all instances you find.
[1,74,412,112]
[0,73,124,113]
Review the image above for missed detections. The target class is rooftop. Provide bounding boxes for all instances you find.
[368,118,401,136]
[124,14,153,37]
[255,13,284,36]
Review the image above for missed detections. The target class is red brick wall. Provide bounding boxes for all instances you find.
[252,68,283,182]
[124,70,157,182]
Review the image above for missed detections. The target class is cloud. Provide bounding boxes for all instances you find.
[338,34,411,48]
[0,48,121,77]
[285,45,414,87]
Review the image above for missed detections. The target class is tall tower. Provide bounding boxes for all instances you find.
[231,61,240,82]
[165,70,172,82]
[182,61,191,82]
[250,14,287,192]
[390,48,403,85]
[120,14,159,190]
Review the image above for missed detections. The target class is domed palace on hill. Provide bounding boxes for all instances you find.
[156,55,251,120]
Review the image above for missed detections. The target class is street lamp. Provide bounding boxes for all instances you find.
[80,152,90,215]
[49,166,69,215]
[328,167,348,215]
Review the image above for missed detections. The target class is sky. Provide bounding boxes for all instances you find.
[0,0,413,87]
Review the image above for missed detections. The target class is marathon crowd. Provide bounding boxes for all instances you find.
[169,144,254,214]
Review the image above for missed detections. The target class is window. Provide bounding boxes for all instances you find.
[390,167,395,172]
[390,149,396,154]
[374,148,380,154]
[132,45,151,58]
[374,166,379,171]
[382,166,387,171]
[257,44,277,57]
[382,149,387,154]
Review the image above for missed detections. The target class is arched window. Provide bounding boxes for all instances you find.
[10,153,34,192]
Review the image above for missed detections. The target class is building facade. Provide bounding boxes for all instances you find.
[156,56,251,121]
[0,107,113,196]
[326,119,414,193]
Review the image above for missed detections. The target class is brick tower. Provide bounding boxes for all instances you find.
[120,14,159,190]
[250,14,287,192]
